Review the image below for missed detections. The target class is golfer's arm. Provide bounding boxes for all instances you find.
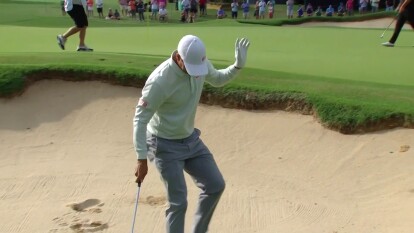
[133,83,166,160]
[133,107,153,160]
[397,0,410,10]
[205,60,240,87]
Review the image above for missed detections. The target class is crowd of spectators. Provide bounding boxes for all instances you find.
[60,0,399,23]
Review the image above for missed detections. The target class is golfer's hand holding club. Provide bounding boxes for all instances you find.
[234,38,250,69]
[135,159,147,184]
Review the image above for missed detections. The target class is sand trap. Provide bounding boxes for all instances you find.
[1,80,413,233]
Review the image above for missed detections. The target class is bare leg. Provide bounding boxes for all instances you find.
[78,27,87,47]
[63,26,82,39]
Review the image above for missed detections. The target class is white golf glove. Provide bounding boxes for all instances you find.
[234,38,250,69]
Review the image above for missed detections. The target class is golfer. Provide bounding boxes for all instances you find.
[133,35,250,233]
[57,0,93,51]
[382,0,414,47]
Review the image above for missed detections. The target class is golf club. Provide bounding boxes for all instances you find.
[130,182,142,233]
[380,16,397,38]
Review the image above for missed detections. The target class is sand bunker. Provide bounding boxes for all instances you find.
[0,80,413,233]
[288,17,412,29]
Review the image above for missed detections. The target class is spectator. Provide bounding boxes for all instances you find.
[386,0,394,11]
[370,0,380,12]
[359,0,368,14]
[315,5,322,16]
[106,8,121,19]
[231,0,239,19]
[188,0,198,22]
[129,0,137,19]
[326,4,334,16]
[297,4,304,17]
[182,0,190,21]
[136,0,146,21]
[254,0,260,19]
[267,0,275,18]
[151,0,159,20]
[258,0,266,19]
[199,0,206,16]
[337,2,345,16]
[178,0,183,11]
[159,5,168,21]
[114,9,121,19]
[57,0,93,51]
[87,0,94,16]
[106,7,114,19]
[217,5,226,18]
[346,0,354,15]
[242,0,250,19]
[119,0,128,16]
[306,3,314,16]
[96,0,104,18]
[158,0,167,8]
[286,0,294,18]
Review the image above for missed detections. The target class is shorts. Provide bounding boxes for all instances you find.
[120,4,128,10]
[67,4,88,28]
[97,7,103,13]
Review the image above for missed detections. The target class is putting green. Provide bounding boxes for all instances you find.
[1,24,413,87]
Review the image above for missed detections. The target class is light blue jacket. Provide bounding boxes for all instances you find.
[133,51,240,159]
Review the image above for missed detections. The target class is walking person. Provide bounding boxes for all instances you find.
[57,0,93,51]
[382,0,414,47]
[133,35,250,233]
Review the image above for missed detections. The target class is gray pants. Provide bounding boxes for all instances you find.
[147,128,225,233]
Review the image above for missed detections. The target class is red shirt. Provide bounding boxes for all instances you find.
[129,0,136,10]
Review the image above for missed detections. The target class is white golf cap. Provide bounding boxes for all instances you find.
[177,35,208,76]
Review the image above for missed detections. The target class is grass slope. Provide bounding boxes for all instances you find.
[1,0,414,134]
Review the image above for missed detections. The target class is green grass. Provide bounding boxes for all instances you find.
[1,0,414,134]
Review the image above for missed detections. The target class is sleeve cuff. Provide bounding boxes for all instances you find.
[137,151,148,160]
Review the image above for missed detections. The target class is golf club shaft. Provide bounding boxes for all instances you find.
[381,16,397,37]
[130,183,141,233]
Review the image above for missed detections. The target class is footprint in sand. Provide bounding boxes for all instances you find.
[70,220,109,233]
[51,198,109,232]
[67,199,102,212]
[399,145,410,153]
[141,195,167,206]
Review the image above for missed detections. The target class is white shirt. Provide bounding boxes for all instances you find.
[159,8,167,16]
[64,0,87,11]
[96,0,103,7]
[133,52,240,159]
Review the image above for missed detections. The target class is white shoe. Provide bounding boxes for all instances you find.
[57,35,66,50]
[381,42,394,47]
[77,46,94,52]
